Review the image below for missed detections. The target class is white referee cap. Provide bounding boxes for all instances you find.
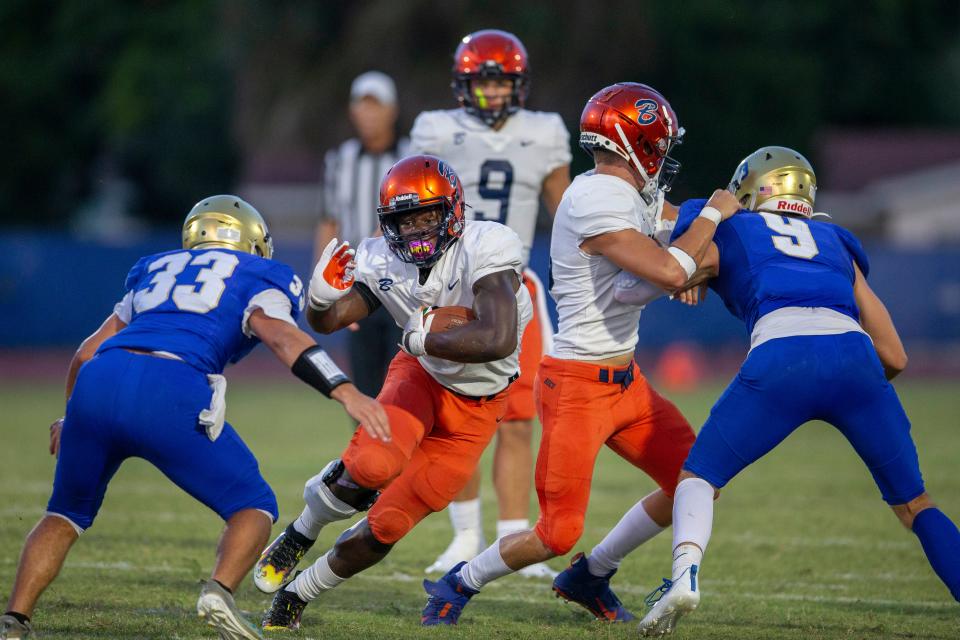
[350,71,397,106]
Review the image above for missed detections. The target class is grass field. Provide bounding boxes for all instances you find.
[1,378,958,639]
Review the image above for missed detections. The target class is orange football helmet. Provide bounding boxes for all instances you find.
[377,155,466,267]
[452,29,529,127]
[579,82,685,195]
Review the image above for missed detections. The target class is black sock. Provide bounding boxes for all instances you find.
[213,580,233,595]
[4,611,30,625]
[285,521,316,548]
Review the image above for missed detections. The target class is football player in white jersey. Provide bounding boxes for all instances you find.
[418,83,740,626]
[255,155,533,631]
[409,28,571,578]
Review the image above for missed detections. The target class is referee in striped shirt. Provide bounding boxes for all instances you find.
[314,71,409,399]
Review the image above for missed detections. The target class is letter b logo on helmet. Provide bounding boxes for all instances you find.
[634,99,659,125]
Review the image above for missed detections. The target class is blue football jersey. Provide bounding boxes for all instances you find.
[671,199,870,334]
[99,248,305,373]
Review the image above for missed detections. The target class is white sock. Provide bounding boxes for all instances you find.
[671,477,714,578]
[292,506,323,540]
[587,499,665,577]
[458,540,512,591]
[496,519,529,540]
[449,498,483,538]
[288,551,346,602]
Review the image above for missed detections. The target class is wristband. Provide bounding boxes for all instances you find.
[292,345,349,397]
[698,206,722,226]
[667,246,697,279]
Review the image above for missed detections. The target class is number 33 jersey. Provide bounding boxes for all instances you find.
[99,248,305,374]
[409,108,571,266]
[671,199,871,336]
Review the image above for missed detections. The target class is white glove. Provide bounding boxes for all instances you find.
[400,307,434,357]
[613,270,666,307]
[309,238,356,310]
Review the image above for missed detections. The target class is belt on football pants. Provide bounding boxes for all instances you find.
[452,371,520,402]
[598,363,634,390]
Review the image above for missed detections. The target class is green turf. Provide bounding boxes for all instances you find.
[1,379,957,639]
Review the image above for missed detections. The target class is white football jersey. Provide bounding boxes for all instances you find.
[355,220,533,397]
[550,172,662,359]
[409,108,571,266]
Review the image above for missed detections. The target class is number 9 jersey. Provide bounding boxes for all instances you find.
[409,108,571,266]
[98,248,306,374]
[671,199,871,337]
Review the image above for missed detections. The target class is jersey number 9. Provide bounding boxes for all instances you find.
[474,159,514,224]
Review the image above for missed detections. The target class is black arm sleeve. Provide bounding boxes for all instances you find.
[354,281,382,314]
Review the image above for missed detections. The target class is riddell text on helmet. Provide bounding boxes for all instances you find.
[776,200,812,215]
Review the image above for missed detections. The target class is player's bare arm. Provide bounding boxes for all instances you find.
[583,189,738,291]
[852,262,908,379]
[540,164,571,217]
[307,289,371,334]
[50,312,128,456]
[423,269,520,363]
[250,308,390,440]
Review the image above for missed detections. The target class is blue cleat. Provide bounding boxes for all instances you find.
[552,552,635,622]
[420,561,478,626]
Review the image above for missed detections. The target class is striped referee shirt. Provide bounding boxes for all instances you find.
[320,136,411,246]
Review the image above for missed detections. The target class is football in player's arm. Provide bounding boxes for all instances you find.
[407,28,571,578]
[256,156,535,632]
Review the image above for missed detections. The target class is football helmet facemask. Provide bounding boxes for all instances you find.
[378,155,466,268]
[729,146,817,218]
[579,82,684,199]
[452,29,530,128]
[182,195,273,259]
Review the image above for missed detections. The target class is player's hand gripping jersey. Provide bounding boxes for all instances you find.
[355,220,533,397]
[410,109,570,265]
[550,172,664,359]
[101,248,305,373]
[671,199,870,348]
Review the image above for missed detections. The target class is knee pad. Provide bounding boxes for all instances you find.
[536,508,584,556]
[367,504,419,546]
[343,442,407,491]
[303,459,368,519]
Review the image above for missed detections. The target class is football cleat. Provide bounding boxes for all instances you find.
[0,614,33,640]
[424,531,484,574]
[196,579,264,640]
[254,523,314,593]
[420,562,478,626]
[518,561,559,579]
[552,552,634,622]
[261,586,308,631]
[637,565,700,637]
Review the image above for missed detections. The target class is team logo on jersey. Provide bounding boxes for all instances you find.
[377,278,393,291]
[634,99,659,125]
[454,132,465,145]
[437,160,459,189]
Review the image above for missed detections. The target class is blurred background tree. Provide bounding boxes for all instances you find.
[1,0,958,226]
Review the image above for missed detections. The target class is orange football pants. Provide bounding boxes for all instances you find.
[342,352,507,545]
[503,272,547,422]
[533,355,695,555]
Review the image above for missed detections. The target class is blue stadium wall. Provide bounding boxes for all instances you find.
[2,231,959,353]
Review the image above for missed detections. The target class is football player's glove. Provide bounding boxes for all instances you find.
[308,238,356,311]
[400,307,434,357]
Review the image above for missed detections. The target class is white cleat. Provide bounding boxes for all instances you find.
[518,561,558,579]
[425,532,484,574]
[197,579,264,640]
[637,565,700,637]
